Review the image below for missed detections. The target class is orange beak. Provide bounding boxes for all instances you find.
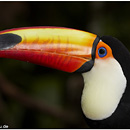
[0,27,99,73]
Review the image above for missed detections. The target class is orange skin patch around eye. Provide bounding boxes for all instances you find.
[96,41,113,59]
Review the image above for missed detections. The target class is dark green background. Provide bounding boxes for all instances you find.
[0,1,130,128]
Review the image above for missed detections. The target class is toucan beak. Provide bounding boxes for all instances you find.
[0,27,99,72]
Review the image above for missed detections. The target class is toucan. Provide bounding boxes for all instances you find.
[0,26,130,128]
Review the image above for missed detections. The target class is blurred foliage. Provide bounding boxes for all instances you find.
[0,1,130,128]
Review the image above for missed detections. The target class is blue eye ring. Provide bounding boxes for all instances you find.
[98,47,107,58]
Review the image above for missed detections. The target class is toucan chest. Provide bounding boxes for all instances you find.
[81,58,128,128]
[81,58,127,120]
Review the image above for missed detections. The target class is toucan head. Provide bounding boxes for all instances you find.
[0,27,128,122]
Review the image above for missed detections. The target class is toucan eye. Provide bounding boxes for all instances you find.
[98,47,107,58]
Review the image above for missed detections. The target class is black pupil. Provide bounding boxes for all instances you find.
[99,48,105,55]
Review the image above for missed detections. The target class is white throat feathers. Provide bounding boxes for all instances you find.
[81,58,127,120]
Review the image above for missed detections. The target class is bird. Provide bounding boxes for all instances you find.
[0,26,130,128]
